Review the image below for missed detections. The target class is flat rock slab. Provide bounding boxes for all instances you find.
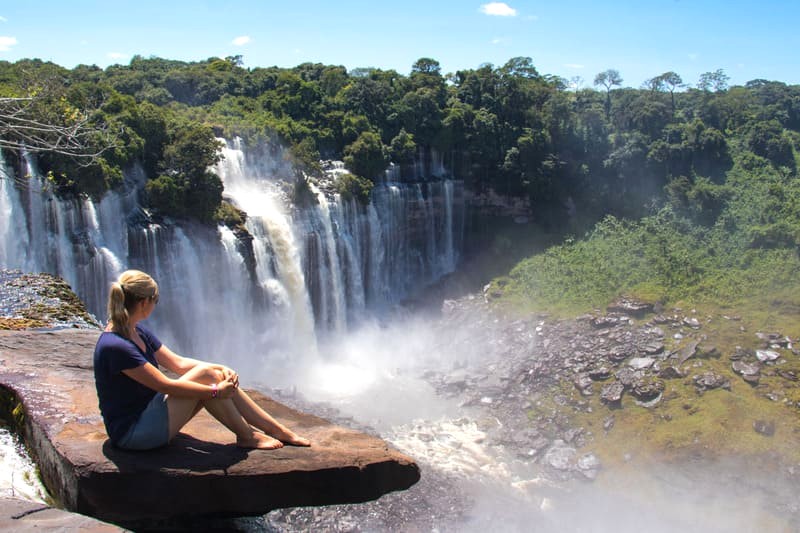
[0,497,121,531]
[0,329,419,526]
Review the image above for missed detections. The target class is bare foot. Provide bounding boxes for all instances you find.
[270,429,311,446]
[237,433,284,450]
[282,434,311,447]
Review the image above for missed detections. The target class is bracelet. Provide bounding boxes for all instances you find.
[211,382,218,399]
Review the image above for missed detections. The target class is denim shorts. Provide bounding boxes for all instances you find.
[117,392,170,450]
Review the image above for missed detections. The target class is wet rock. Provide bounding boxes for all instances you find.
[683,317,702,329]
[641,342,665,355]
[573,373,594,395]
[756,349,781,362]
[729,346,752,361]
[677,340,701,365]
[631,378,665,401]
[658,366,685,379]
[628,357,655,370]
[753,420,775,437]
[603,415,615,431]
[756,332,784,346]
[591,315,628,329]
[777,370,798,382]
[732,360,761,380]
[696,344,720,358]
[576,453,601,480]
[543,442,576,471]
[588,366,612,381]
[606,297,653,318]
[616,367,644,388]
[693,372,731,392]
[563,428,585,445]
[608,345,633,363]
[600,381,624,404]
[442,371,468,393]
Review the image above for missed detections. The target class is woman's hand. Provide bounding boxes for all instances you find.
[218,365,239,388]
[217,379,237,399]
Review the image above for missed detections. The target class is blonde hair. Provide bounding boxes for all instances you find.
[107,270,159,336]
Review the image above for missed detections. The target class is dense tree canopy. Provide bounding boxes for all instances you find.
[0,56,798,234]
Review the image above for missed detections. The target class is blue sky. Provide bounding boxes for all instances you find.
[1,1,798,88]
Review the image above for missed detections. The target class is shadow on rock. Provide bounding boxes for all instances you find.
[102,434,248,473]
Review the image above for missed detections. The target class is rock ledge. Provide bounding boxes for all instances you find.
[0,329,419,527]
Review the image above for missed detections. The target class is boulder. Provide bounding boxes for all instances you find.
[0,329,419,527]
[631,378,665,401]
[692,372,731,392]
[606,297,653,318]
[600,381,624,404]
[755,349,781,362]
[658,366,685,379]
[731,360,761,385]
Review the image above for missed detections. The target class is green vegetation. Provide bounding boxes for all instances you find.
[3,54,795,232]
[496,150,800,317]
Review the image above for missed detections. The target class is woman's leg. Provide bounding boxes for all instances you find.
[231,388,311,446]
[166,364,283,449]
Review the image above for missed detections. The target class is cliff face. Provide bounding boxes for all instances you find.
[0,273,419,528]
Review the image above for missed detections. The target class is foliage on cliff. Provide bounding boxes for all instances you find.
[497,150,800,317]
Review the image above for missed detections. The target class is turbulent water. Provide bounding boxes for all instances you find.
[0,427,48,503]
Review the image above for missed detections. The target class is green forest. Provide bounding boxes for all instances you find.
[2,55,800,314]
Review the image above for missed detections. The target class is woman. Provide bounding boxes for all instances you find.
[93,269,311,451]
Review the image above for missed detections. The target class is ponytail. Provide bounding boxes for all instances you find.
[107,282,130,336]
[106,270,159,337]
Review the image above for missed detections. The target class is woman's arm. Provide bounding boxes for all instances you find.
[155,345,239,387]
[122,362,235,399]
[154,345,204,375]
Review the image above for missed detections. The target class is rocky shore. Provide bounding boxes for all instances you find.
[0,270,100,331]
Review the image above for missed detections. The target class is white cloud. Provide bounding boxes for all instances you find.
[480,2,517,16]
[0,36,17,52]
[0,16,7,22]
[688,52,699,61]
[565,63,585,69]
[491,37,511,45]
[107,52,127,60]
[232,35,251,46]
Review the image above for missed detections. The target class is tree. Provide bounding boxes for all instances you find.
[389,128,416,165]
[499,57,540,79]
[343,131,388,181]
[697,69,730,92]
[145,123,224,221]
[0,95,112,160]
[658,72,683,115]
[569,76,585,92]
[594,69,623,118]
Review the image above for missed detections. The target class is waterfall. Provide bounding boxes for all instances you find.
[0,141,464,367]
